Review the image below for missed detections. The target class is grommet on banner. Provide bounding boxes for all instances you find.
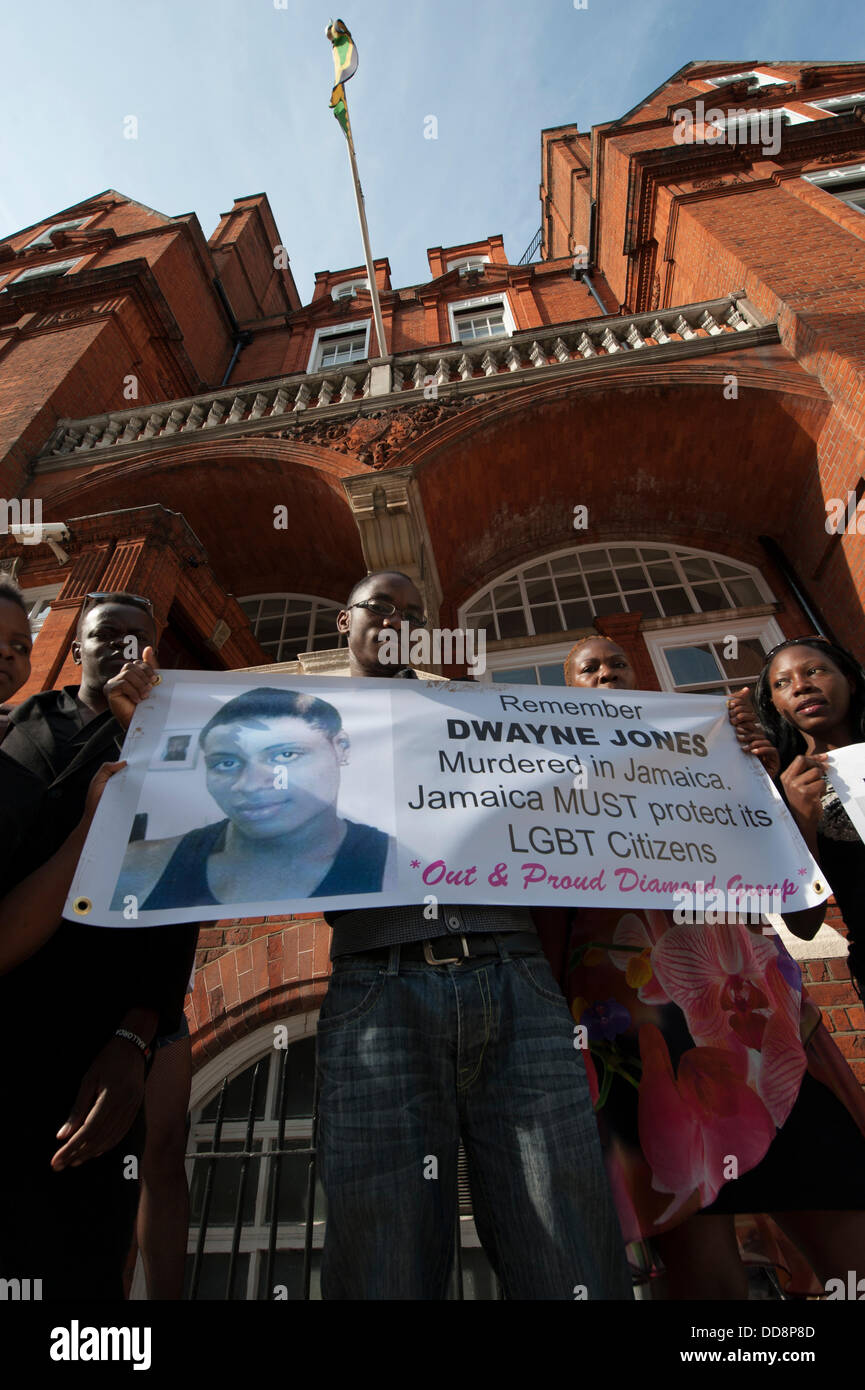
[152,673,162,685]
[72,897,92,916]
[813,881,823,895]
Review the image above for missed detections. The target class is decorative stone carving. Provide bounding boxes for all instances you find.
[279,396,484,470]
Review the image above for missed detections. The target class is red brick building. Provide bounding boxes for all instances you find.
[2,59,864,1297]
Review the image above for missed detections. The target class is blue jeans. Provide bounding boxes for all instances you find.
[316,942,632,1300]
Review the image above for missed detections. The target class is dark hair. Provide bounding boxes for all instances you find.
[345,570,418,607]
[0,575,29,621]
[76,591,156,639]
[753,636,865,768]
[198,687,343,748]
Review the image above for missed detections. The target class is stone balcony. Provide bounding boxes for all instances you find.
[37,292,773,467]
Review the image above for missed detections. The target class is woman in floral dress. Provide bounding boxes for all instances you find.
[543,635,865,1298]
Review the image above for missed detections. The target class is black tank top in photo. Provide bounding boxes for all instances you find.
[141,817,390,910]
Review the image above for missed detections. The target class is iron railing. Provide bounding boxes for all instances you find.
[518,227,543,264]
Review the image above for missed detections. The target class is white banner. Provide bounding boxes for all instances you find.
[826,743,865,845]
[65,672,828,927]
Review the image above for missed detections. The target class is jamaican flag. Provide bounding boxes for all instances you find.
[327,19,358,137]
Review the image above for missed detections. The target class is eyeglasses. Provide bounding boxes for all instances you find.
[349,599,428,628]
[85,591,154,613]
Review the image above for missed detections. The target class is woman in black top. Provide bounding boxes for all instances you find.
[114,686,393,911]
[751,636,865,1003]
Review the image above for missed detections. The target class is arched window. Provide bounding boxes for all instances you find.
[238,593,344,663]
[446,255,490,276]
[137,1021,498,1300]
[461,542,782,693]
[331,278,370,301]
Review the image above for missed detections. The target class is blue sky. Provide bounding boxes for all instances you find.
[1,0,862,299]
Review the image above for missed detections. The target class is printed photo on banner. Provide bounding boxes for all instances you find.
[65,672,829,929]
[66,674,398,925]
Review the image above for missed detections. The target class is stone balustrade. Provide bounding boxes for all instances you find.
[39,294,767,462]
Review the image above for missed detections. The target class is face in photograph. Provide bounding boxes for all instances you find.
[201,713,350,840]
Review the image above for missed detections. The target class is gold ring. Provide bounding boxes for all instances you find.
[72,897,92,916]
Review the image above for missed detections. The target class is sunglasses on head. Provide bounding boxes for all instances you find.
[764,635,832,664]
[85,591,154,613]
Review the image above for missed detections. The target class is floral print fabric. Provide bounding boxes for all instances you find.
[568,907,809,1240]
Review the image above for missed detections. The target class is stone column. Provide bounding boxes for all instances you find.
[342,465,444,627]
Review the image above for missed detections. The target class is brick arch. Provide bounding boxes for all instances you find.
[394,367,830,626]
[188,914,331,1065]
[39,439,371,600]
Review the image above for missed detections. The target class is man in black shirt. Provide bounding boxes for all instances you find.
[0,591,197,1299]
[316,570,631,1300]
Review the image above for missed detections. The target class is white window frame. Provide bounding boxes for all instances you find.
[133,1012,493,1301]
[23,218,89,250]
[446,255,490,276]
[330,278,370,301]
[706,106,811,139]
[705,70,786,89]
[474,639,578,687]
[7,258,83,288]
[460,542,775,643]
[307,318,371,373]
[132,1016,319,1302]
[20,583,63,637]
[807,91,865,116]
[642,615,784,693]
[238,592,344,661]
[803,163,865,215]
[447,293,515,344]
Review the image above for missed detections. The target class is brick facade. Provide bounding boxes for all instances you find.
[2,59,864,1089]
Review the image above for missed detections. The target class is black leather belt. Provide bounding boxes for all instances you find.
[368,932,542,965]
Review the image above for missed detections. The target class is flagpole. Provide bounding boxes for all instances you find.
[341,96,388,360]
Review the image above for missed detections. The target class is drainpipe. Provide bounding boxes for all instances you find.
[758,535,838,646]
[573,199,612,315]
[214,276,252,388]
[580,270,609,315]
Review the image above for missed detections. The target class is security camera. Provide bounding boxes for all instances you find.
[7,522,70,564]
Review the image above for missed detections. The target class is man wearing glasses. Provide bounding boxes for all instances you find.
[1,591,197,1299]
[315,570,632,1300]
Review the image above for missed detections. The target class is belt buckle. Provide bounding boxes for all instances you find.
[423,935,469,965]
